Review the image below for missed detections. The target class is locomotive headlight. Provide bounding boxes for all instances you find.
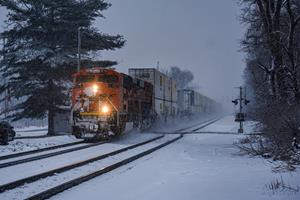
[102,105,109,114]
[92,84,99,94]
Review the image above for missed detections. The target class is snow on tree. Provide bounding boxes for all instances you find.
[239,0,300,165]
[0,0,125,135]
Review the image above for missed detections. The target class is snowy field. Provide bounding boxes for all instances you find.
[50,116,299,200]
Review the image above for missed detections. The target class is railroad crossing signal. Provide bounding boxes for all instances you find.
[244,99,250,105]
[232,100,238,105]
[232,87,250,133]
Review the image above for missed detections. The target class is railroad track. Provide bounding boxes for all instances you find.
[191,131,262,135]
[15,135,55,139]
[3,117,219,162]
[189,131,239,134]
[186,118,222,132]
[0,135,164,193]
[3,117,216,161]
[14,128,50,139]
[16,128,48,133]
[174,117,219,133]
[0,117,221,200]
[26,135,182,200]
[0,141,106,169]
[0,141,84,161]
[154,117,222,134]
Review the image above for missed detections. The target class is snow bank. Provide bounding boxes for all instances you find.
[0,135,80,156]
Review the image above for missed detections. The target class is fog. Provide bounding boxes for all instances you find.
[0,0,245,111]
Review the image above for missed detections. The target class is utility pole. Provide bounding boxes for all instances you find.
[232,86,250,133]
[238,87,243,133]
[77,27,82,72]
[2,37,8,118]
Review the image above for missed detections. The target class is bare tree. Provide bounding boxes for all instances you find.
[239,0,300,167]
[169,66,194,89]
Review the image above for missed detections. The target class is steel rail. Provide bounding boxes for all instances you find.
[189,118,222,132]
[0,141,84,161]
[25,135,183,200]
[0,135,164,193]
[174,118,217,133]
[191,131,262,135]
[152,117,222,134]
[15,135,55,139]
[2,118,222,199]
[15,128,48,133]
[0,141,107,169]
[185,131,239,134]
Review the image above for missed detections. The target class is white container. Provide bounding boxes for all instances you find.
[177,89,217,115]
[129,68,178,118]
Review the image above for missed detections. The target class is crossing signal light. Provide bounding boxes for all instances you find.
[232,99,238,105]
[245,99,250,105]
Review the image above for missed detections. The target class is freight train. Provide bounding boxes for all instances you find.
[71,68,156,139]
[71,67,218,139]
[177,89,220,116]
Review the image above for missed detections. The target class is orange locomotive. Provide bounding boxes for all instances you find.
[71,67,156,139]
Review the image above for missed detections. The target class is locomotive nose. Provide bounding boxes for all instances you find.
[84,84,100,97]
[92,84,99,94]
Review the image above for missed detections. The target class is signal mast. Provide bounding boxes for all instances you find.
[232,86,250,133]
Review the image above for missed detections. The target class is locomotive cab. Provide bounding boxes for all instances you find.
[71,68,124,139]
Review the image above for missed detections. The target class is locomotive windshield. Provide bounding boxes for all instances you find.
[98,75,118,83]
[76,75,95,83]
[74,74,119,88]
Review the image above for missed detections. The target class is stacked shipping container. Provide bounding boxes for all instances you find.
[129,68,177,119]
[129,68,220,119]
[177,89,219,116]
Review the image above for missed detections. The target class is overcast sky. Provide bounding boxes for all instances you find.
[0,0,245,109]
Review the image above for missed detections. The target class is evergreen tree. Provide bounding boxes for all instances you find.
[0,0,125,135]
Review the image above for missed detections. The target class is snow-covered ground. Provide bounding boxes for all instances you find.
[200,115,256,133]
[48,116,299,200]
[0,115,299,200]
[0,132,161,186]
[0,134,176,200]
